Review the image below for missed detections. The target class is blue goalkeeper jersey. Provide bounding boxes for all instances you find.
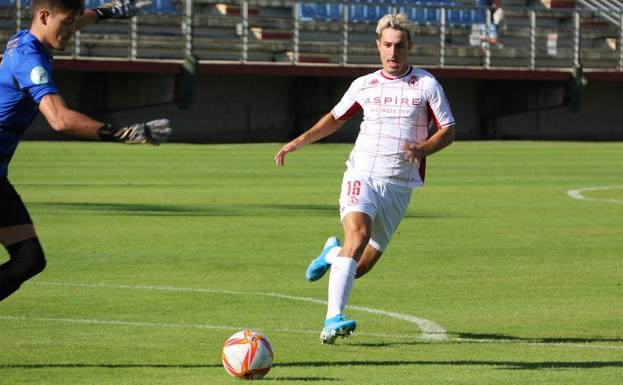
[0,30,59,177]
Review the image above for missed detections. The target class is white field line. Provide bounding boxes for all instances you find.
[27,281,447,341]
[0,315,412,340]
[2,315,621,352]
[567,186,623,204]
[453,337,623,351]
[12,281,623,351]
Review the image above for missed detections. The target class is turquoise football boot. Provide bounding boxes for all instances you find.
[305,236,340,282]
[320,314,357,344]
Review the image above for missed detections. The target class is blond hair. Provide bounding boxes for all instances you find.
[376,13,414,43]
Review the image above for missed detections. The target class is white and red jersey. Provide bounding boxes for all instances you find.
[332,65,455,188]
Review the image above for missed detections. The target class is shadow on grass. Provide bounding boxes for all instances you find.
[2,360,621,372]
[270,377,339,382]
[274,360,623,370]
[0,364,339,381]
[350,333,623,349]
[456,332,623,345]
[29,202,338,217]
[0,363,220,369]
[30,202,455,219]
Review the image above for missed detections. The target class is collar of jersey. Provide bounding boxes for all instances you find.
[379,65,412,80]
[23,30,53,60]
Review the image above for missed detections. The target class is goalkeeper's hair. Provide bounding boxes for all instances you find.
[30,0,84,17]
[376,13,414,43]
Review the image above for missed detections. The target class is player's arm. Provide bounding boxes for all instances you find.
[76,0,151,30]
[39,94,102,139]
[404,124,455,163]
[39,93,171,144]
[274,112,345,166]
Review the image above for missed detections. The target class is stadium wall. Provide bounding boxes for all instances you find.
[24,66,623,142]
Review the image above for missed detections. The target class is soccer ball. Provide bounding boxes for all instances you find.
[222,330,274,380]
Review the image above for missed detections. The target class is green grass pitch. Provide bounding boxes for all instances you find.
[1,141,622,385]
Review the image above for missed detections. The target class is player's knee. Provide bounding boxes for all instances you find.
[26,251,46,279]
[346,227,371,249]
[342,237,369,260]
[7,238,46,281]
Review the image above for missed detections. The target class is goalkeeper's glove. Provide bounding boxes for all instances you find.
[93,0,152,22]
[98,119,172,145]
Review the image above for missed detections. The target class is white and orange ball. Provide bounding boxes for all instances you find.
[222,330,274,380]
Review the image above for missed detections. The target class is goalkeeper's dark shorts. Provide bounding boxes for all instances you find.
[0,178,33,227]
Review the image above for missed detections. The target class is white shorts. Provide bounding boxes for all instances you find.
[339,171,412,252]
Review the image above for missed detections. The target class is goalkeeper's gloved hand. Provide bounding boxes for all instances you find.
[93,0,152,22]
[98,119,172,145]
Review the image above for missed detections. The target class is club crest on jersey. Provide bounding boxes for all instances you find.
[30,66,49,85]
[408,75,418,88]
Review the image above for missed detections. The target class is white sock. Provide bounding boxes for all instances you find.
[326,256,357,320]
[324,246,341,265]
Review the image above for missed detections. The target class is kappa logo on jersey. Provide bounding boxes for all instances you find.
[408,75,418,88]
[369,79,379,86]
[30,66,49,85]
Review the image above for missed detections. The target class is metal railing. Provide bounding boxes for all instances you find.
[1,1,622,71]
[577,0,622,27]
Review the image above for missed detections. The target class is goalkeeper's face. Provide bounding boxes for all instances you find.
[45,10,80,50]
[32,5,81,51]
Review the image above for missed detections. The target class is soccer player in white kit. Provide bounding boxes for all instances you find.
[274,14,456,344]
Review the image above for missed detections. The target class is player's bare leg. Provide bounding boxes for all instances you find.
[355,244,383,279]
[339,212,372,261]
[321,212,371,344]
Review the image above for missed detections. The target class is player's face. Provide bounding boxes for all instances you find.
[376,28,413,76]
[44,10,78,50]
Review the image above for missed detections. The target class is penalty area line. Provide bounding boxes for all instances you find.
[2,315,621,351]
[567,186,623,204]
[29,280,447,341]
[0,315,423,340]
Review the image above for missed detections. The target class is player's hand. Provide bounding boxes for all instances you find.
[274,142,299,166]
[94,0,152,21]
[403,143,426,163]
[98,119,172,145]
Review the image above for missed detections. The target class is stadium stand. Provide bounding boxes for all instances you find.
[0,0,621,70]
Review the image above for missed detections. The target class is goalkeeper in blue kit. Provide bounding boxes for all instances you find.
[0,0,172,301]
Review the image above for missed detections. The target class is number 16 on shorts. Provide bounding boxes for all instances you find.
[345,180,362,206]
[340,176,375,219]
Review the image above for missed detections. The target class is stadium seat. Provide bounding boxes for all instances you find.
[446,1,477,27]
[365,1,392,22]
[298,2,348,22]
[81,0,176,14]
[142,0,177,14]
[298,3,317,20]
[411,2,429,25]
[327,3,342,21]
[475,0,492,7]
[473,0,490,24]
[365,5,381,22]
[472,8,486,24]
[0,0,14,6]
[314,3,331,20]
[349,2,367,22]
[425,1,440,25]
[83,0,106,8]
[447,7,464,26]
